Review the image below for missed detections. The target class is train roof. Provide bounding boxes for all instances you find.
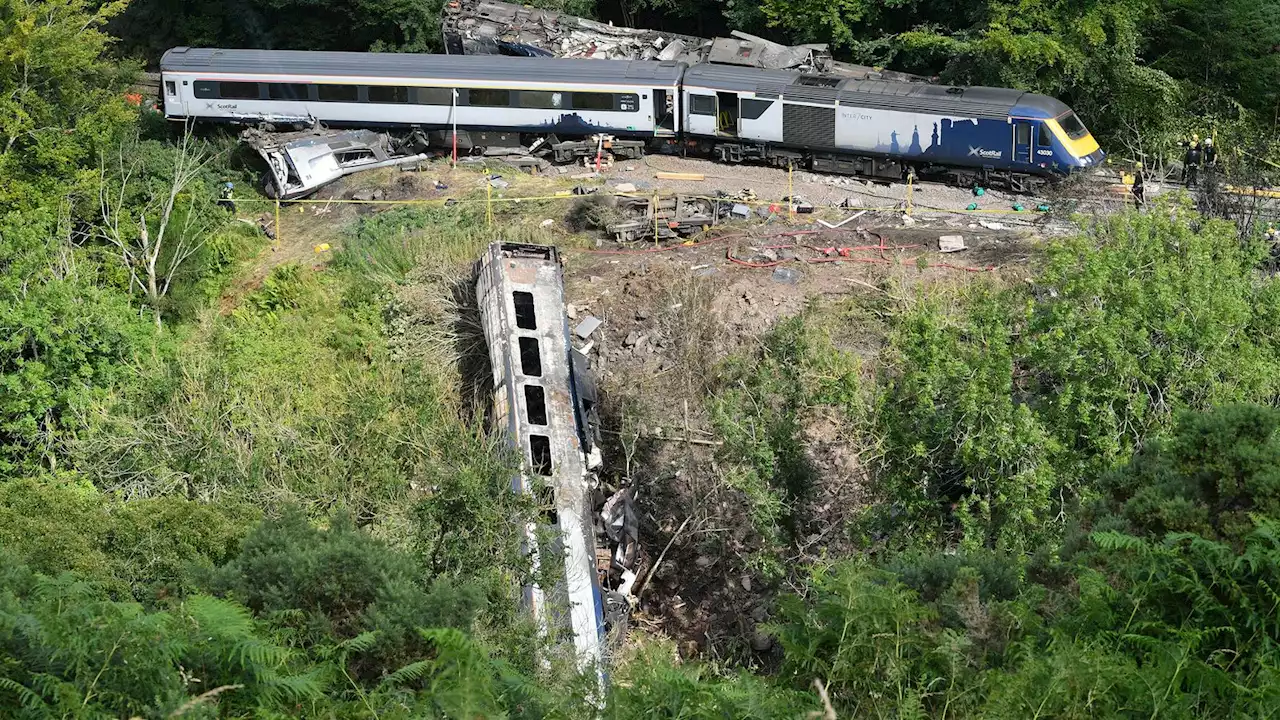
[161,47,685,86]
[683,63,1032,120]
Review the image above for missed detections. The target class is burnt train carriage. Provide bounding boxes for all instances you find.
[161,47,1104,188]
[160,47,681,158]
[680,63,1104,189]
[474,242,607,684]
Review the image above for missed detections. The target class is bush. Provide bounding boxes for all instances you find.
[872,204,1280,549]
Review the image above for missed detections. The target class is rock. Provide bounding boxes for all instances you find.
[351,190,375,201]
[938,234,967,253]
[750,630,774,652]
[901,213,916,226]
[772,267,801,285]
[750,605,769,622]
[566,303,578,320]
[540,218,554,227]
[741,575,753,592]
[759,248,779,262]
[635,309,649,321]
[614,182,637,193]
[695,556,714,568]
[623,330,641,347]
[588,275,603,284]
[557,166,569,175]
[778,248,797,261]
[371,189,385,201]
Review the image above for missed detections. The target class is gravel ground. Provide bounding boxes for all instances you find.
[564,154,1136,237]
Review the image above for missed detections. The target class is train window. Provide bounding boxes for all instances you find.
[218,82,261,100]
[268,83,308,100]
[740,98,773,120]
[573,92,614,111]
[524,385,548,426]
[689,94,716,116]
[517,90,563,108]
[164,81,176,97]
[194,81,217,98]
[368,85,410,104]
[470,88,511,107]
[414,87,453,105]
[520,91,564,109]
[317,84,358,102]
[1058,112,1088,139]
[529,435,553,476]
[1015,123,1031,145]
[513,291,537,329]
[1037,126,1053,148]
[518,337,543,377]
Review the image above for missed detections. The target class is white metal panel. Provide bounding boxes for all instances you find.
[834,105,971,158]
[737,96,783,143]
[684,91,717,137]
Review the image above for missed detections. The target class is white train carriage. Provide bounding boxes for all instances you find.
[160,48,682,149]
[474,242,606,685]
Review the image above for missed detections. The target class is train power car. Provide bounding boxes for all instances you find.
[680,63,1104,190]
[474,242,608,684]
[161,47,1104,189]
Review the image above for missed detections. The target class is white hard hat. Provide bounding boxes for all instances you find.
[1203,137,1213,146]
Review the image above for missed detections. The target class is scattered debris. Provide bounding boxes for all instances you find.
[614,183,638,193]
[541,218,555,227]
[938,235,967,253]
[442,0,933,80]
[488,177,511,189]
[575,315,603,340]
[817,209,867,229]
[901,214,917,226]
[978,220,1006,230]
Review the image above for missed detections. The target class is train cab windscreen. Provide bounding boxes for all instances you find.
[1058,112,1089,140]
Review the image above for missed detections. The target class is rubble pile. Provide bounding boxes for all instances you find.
[442,0,931,81]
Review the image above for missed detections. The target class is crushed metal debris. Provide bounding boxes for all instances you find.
[442,0,932,81]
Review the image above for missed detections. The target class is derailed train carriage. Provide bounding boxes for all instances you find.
[474,242,625,685]
[160,47,1104,193]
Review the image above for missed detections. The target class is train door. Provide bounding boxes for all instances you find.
[653,89,676,135]
[686,92,718,137]
[716,92,739,137]
[1013,121,1033,164]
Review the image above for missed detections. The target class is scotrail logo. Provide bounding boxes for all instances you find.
[968,146,1003,159]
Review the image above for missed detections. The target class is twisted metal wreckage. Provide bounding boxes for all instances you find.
[240,0,933,199]
[474,241,639,682]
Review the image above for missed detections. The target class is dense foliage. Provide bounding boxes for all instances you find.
[3,0,1280,716]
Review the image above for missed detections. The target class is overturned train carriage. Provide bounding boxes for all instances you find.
[161,47,1103,190]
[474,242,613,682]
